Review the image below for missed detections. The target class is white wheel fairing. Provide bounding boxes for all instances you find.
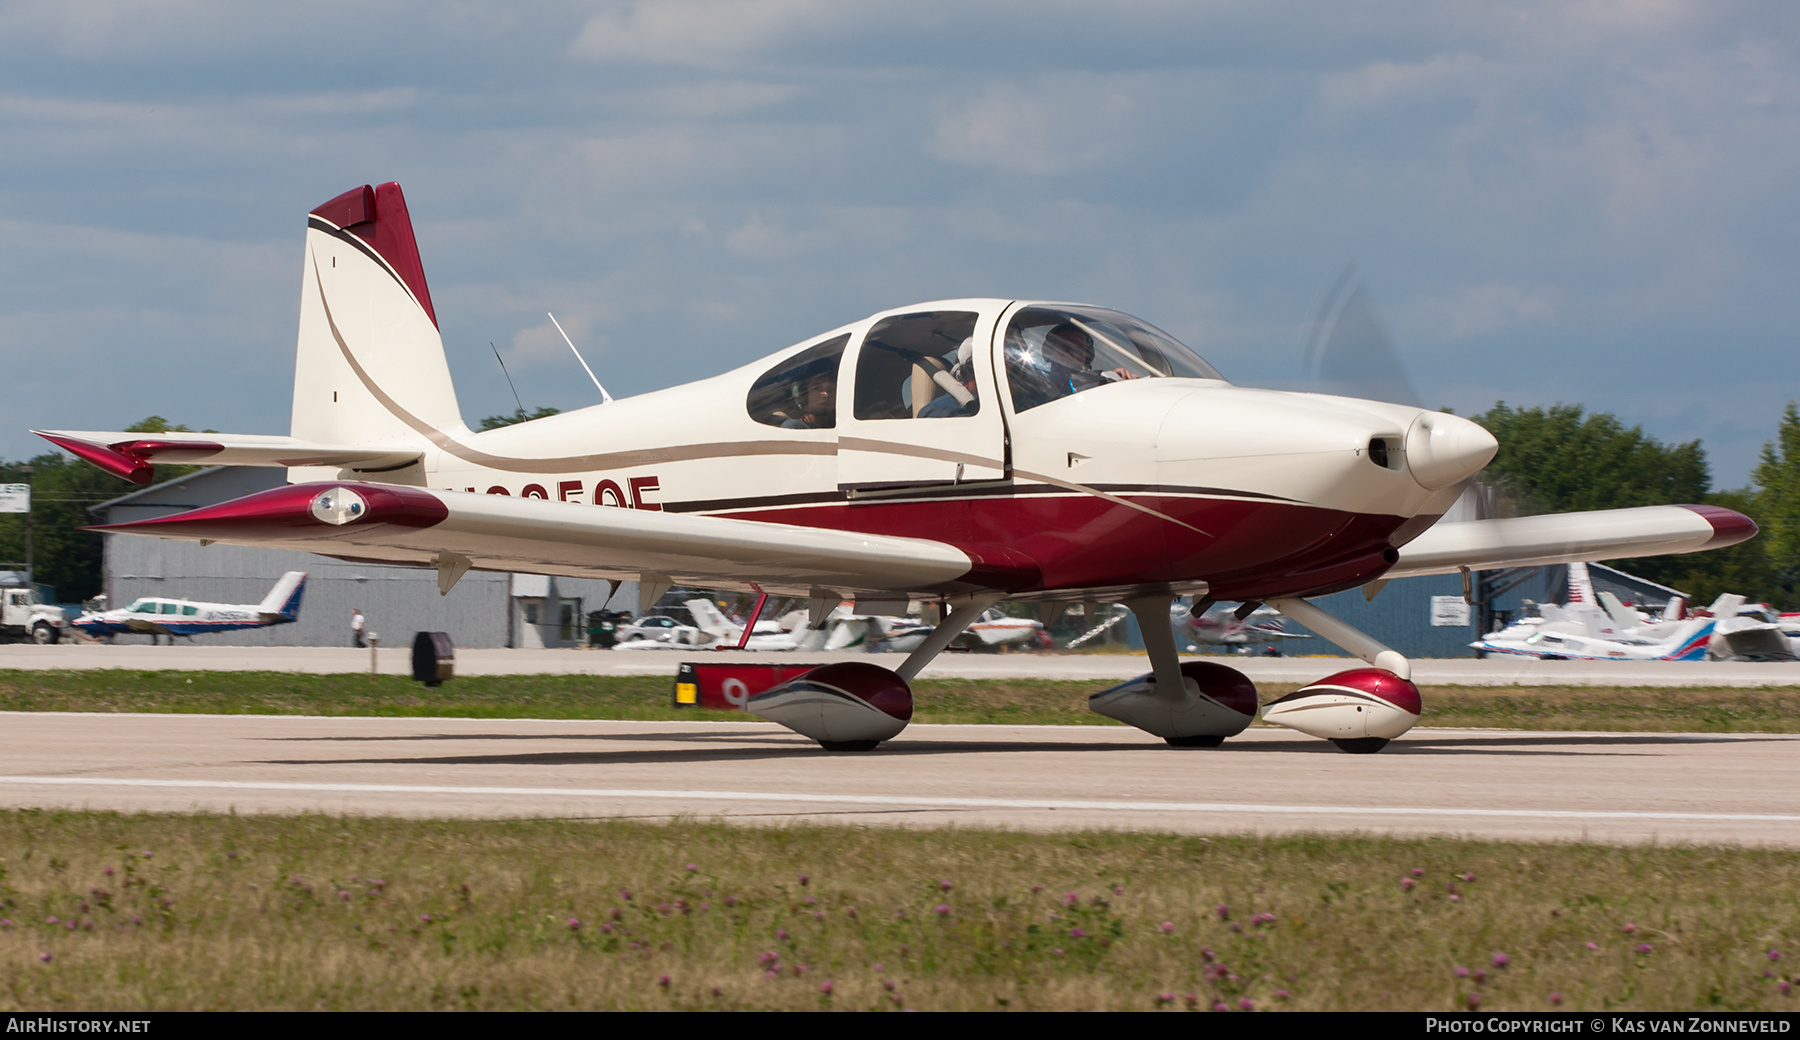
[1260,667,1422,742]
[747,662,913,746]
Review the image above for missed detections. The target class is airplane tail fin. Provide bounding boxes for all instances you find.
[289,183,464,481]
[257,571,307,622]
[1565,561,1594,604]
[1598,591,1642,632]
[685,598,736,639]
[1706,593,1746,619]
[1660,617,1715,661]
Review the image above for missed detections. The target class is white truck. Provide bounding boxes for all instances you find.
[2,585,67,644]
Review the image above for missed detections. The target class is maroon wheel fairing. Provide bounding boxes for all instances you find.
[1287,667,1422,715]
[1260,667,1423,749]
[1088,660,1257,742]
[795,662,914,721]
[747,662,914,749]
[1178,661,1259,717]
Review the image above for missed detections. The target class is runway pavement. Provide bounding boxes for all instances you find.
[2,711,1795,846]
[6,642,1800,685]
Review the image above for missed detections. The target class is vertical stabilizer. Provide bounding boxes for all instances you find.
[1566,562,1594,604]
[257,571,308,622]
[685,598,736,640]
[290,183,464,482]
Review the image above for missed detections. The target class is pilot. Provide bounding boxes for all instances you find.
[780,369,836,429]
[1011,322,1138,410]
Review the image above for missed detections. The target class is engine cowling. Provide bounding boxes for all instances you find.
[1259,667,1421,753]
[746,662,913,751]
[1089,660,1258,746]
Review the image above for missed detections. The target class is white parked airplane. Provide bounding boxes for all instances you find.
[1183,601,1312,648]
[71,572,307,639]
[38,182,1756,752]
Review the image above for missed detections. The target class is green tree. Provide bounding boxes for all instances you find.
[1473,403,1710,515]
[479,407,561,430]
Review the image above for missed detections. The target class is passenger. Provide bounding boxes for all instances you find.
[780,369,837,429]
[917,338,980,418]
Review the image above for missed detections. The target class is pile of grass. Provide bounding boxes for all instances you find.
[0,812,1794,1011]
[1,670,1798,732]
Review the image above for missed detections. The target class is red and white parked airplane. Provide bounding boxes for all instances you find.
[36,183,1754,752]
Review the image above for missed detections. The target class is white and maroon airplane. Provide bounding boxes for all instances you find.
[36,182,1755,753]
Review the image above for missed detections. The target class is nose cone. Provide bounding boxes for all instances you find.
[1406,412,1497,490]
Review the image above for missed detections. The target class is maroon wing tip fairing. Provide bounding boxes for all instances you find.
[34,431,154,485]
[1678,504,1758,549]
[310,182,438,329]
[85,482,448,538]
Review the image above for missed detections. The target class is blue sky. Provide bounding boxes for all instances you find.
[2,1,1795,486]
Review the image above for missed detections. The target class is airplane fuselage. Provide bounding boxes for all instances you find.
[318,298,1488,601]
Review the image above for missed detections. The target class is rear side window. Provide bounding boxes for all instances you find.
[853,311,981,420]
[747,335,850,429]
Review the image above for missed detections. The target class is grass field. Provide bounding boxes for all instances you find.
[3,669,1795,1011]
[1,669,1798,732]
[0,813,1795,1012]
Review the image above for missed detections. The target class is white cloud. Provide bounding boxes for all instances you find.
[570,0,839,64]
[927,80,1138,176]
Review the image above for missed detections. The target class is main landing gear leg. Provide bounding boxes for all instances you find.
[895,592,1005,682]
[746,592,1002,752]
[1261,597,1424,753]
[1087,594,1258,746]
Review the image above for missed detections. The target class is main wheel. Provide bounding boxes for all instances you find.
[819,739,882,752]
[1330,737,1389,754]
[1165,734,1225,748]
[31,623,57,645]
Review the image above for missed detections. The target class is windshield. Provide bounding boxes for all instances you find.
[1003,305,1224,412]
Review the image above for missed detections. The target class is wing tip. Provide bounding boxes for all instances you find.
[1677,504,1758,549]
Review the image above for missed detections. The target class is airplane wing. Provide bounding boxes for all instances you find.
[88,481,977,598]
[1386,504,1754,578]
[34,430,420,485]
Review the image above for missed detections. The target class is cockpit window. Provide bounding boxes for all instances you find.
[129,600,154,613]
[853,311,981,420]
[746,334,850,429]
[1003,306,1224,413]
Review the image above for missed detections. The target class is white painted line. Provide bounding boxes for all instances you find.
[0,776,1794,824]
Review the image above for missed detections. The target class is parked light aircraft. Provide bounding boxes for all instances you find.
[38,183,1756,752]
[1183,601,1311,648]
[71,572,307,639]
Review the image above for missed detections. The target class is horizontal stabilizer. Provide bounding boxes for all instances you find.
[35,430,422,485]
[87,482,975,597]
[1389,504,1755,578]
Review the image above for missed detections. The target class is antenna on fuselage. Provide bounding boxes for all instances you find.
[548,312,614,404]
[491,342,525,415]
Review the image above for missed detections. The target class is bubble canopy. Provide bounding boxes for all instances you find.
[1003,305,1226,412]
